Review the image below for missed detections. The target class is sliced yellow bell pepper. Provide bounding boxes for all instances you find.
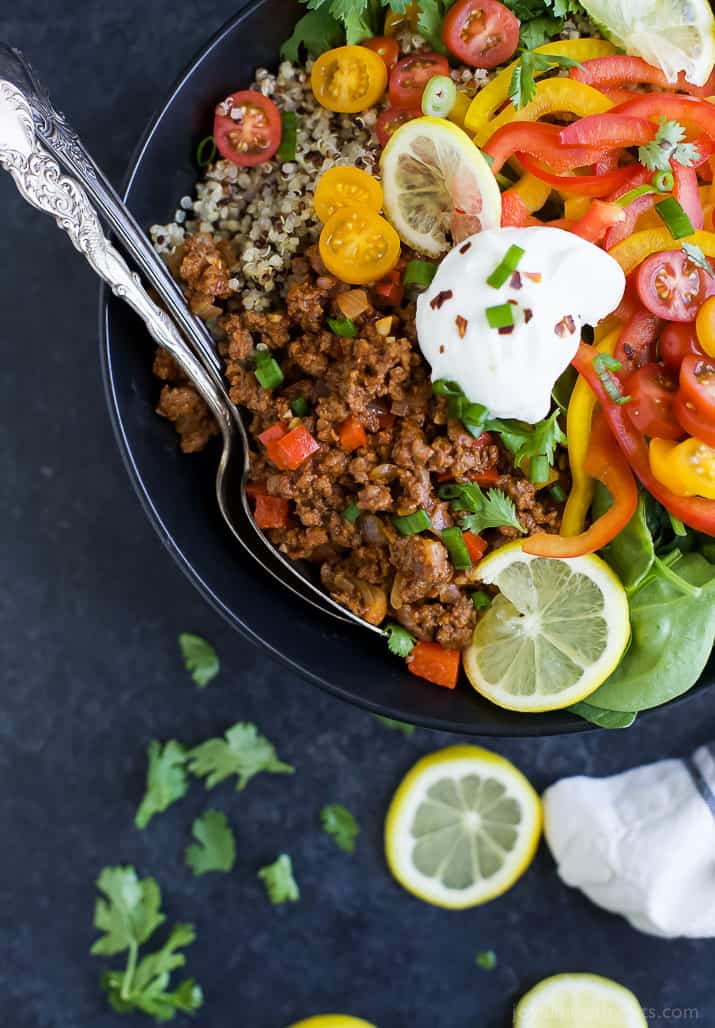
[564,194,592,221]
[464,38,616,135]
[650,437,715,500]
[609,228,715,273]
[594,316,620,344]
[448,90,472,130]
[561,326,621,536]
[509,172,552,212]
[473,78,613,148]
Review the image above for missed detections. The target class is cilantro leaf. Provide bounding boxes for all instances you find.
[188,721,294,791]
[638,118,701,172]
[185,810,236,876]
[488,409,567,469]
[682,242,715,278]
[518,15,562,50]
[280,7,344,60]
[317,0,373,43]
[135,740,189,830]
[440,481,524,535]
[502,0,585,49]
[509,51,583,109]
[476,949,498,970]
[321,804,360,853]
[384,621,416,657]
[91,866,165,957]
[100,924,203,1023]
[178,633,219,688]
[373,714,416,736]
[258,854,300,904]
[416,0,451,51]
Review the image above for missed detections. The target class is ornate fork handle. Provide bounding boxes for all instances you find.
[0,79,230,432]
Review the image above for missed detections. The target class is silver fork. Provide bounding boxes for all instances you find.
[0,55,381,636]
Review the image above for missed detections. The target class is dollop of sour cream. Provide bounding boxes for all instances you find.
[416,226,626,423]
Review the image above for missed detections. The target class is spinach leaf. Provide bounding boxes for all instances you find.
[586,552,715,712]
[569,700,637,729]
[592,485,654,593]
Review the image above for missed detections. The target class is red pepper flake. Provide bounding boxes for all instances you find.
[459,241,472,254]
[524,272,542,283]
[498,325,514,336]
[524,308,533,323]
[554,315,576,337]
[508,299,518,305]
[439,344,446,354]
[430,289,453,310]
[455,315,468,338]
[510,271,523,289]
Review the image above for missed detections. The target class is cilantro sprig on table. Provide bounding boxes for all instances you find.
[135,740,189,830]
[638,118,701,172]
[188,721,294,791]
[184,810,237,876]
[258,854,301,904]
[178,633,219,688]
[321,803,360,853]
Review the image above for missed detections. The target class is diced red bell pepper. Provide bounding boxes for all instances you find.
[463,532,488,563]
[407,641,461,690]
[338,414,368,453]
[571,341,715,534]
[483,121,607,175]
[374,269,404,307]
[265,425,320,471]
[517,152,636,196]
[559,113,656,149]
[523,412,638,557]
[258,421,287,445]
[253,494,291,529]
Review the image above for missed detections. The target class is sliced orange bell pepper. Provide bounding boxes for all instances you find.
[338,414,368,453]
[266,425,320,471]
[407,641,461,689]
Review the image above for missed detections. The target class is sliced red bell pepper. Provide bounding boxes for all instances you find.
[569,200,626,244]
[613,306,660,375]
[501,190,532,227]
[571,341,715,534]
[611,94,715,140]
[468,467,500,487]
[374,268,404,307]
[597,86,645,106]
[559,113,655,149]
[338,414,368,453]
[572,56,715,98]
[517,152,635,196]
[673,160,704,230]
[463,531,488,563]
[406,641,460,689]
[253,494,291,529]
[483,121,607,175]
[523,411,638,557]
[258,421,287,445]
[265,425,320,471]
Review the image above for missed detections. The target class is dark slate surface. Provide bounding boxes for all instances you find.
[1,3,713,1026]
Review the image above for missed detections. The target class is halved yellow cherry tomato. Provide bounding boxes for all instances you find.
[319,204,401,284]
[649,436,715,499]
[384,1,420,36]
[696,295,715,357]
[314,167,383,223]
[311,46,387,114]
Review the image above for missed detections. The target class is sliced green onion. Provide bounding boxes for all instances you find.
[616,394,632,405]
[549,483,566,503]
[615,184,657,208]
[594,353,622,373]
[441,527,473,570]
[392,509,432,536]
[403,259,438,287]
[486,303,514,329]
[529,456,550,484]
[290,396,309,417]
[343,501,362,523]
[421,75,457,118]
[195,135,216,167]
[655,196,694,239]
[432,379,464,398]
[487,244,525,288]
[471,590,491,612]
[652,169,674,193]
[593,353,627,404]
[254,351,284,390]
[327,316,358,337]
[669,511,687,537]
[277,111,297,162]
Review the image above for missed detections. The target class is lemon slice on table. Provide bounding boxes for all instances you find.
[287,1018,376,1028]
[515,974,648,1028]
[385,745,542,909]
[463,542,630,713]
[380,116,501,257]
[580,0,715,87]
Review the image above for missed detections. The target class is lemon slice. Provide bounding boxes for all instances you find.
[385,745,541,909]
[463,542,630,713]
[515,974,648,1028]
[379,116,501,257]
[580,0,715,87]
[287,1018,376,1028]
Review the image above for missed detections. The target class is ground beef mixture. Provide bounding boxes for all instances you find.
[156,234,567,650]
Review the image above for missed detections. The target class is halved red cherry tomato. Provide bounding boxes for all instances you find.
[679,353,715,417]
[388,51,450,109]
[660,322,705,369]
[442,0,519,69]
[362,36,400,72]
[624,363,684,440]
[673,392,715,447]
[636,250,709,322]
[376,105,422,146]
[213,90,282,167]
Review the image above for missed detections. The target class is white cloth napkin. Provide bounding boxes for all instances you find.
[543,743,715,938]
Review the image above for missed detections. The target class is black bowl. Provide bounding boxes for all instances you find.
[101,0,619,736]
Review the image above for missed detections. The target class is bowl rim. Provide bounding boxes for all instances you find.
[97,0,709,736]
